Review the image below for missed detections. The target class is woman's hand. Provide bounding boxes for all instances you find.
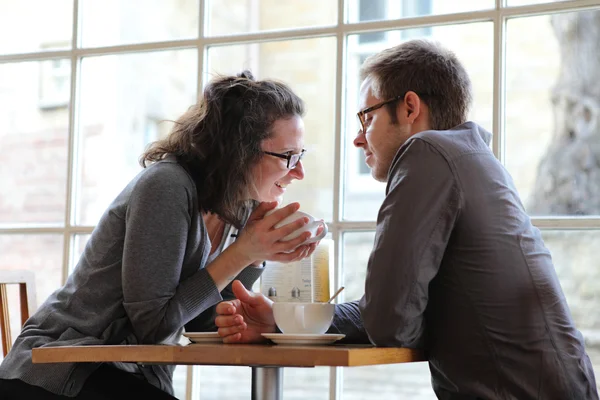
[301,223,325,259]
[206,202,321,292]
[233,202,315,265]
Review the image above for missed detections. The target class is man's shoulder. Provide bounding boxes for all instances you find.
[410,121,492,160]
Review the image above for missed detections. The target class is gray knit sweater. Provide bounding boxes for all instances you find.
[0,157,264,396]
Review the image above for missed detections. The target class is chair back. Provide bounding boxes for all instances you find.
[0,270,36,357]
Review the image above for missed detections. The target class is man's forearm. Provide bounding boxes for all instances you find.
[327,300,370,344]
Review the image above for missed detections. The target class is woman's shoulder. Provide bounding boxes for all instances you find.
[129,158,197,200]
[141,158,194,186]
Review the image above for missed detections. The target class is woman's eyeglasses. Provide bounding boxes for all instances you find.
[263,149,306,169]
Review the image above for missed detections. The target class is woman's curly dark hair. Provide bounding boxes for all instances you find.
[139,70,305,228]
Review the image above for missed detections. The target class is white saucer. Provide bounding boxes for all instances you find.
[261,333,345,345]
[183,332,223,343]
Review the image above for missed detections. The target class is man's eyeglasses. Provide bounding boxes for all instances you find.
[263,149,306,169]
[356,93,406,133]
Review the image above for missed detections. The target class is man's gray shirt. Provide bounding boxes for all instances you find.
[333,122,597,399]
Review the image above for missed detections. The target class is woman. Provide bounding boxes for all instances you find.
[0,71,317,399]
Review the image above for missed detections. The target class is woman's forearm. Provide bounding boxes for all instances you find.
[205,243,254,291]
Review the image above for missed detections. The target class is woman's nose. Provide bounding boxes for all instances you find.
[290,160,305,180]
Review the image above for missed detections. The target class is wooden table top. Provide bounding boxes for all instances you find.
[32,343,425,368]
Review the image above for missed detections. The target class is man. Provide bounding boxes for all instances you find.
[215,39,598,399]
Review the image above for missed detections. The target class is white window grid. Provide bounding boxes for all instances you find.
[2,0,600,399]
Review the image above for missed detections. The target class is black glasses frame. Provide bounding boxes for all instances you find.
[263,149,306,169]
[356,94,406,134]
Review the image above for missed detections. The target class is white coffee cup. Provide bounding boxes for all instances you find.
[272,302,335,334]
[269,209,328,245]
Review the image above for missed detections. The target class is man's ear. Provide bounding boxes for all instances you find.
[403,91,421,123]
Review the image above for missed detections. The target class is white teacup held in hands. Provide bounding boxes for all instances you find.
[272,302,335,334]
[267,209,328,245]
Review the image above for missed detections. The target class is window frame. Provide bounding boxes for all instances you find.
[2,0,600,399]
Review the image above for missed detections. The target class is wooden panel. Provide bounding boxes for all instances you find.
[0,284,11,356]
[32,344,425,368]
[19,283,29,326]
[0,270,36,315]
[0,270,37,357]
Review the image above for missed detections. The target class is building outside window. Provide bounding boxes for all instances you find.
[1,0,599,399]
[38,44,71,110]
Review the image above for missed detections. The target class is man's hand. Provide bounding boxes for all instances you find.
[215,280,276,343]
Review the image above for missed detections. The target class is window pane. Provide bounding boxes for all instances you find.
[343,22,493,221]
[342,231,373,302]
[0,0,72,54]
[505,10,600,216]
[172,366,189,399]
[0,234,63,361]
[80,0,199,47]
[543,230,600,331]
[343,363,435,399]
[0,61,70,225]
[507,0,573,6]
[283,368,329,400]
[195,366,251,399]
[540,230,600,390]
[207,37,337,221]
[76,49,197,225]
[207,0,337,36]
[70,234,91,273]
[342,231,435,398]
[194,366,330,399]
[346,0,493,23]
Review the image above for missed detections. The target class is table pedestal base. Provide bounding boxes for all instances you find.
[251,366,282,400]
